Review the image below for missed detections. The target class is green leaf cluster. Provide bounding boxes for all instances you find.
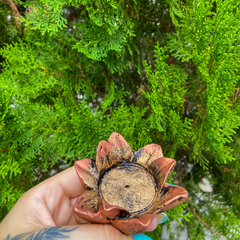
[0,0,240,239]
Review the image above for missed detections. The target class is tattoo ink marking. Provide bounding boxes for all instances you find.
[5,227,78,240]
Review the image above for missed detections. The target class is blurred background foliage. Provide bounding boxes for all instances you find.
[0,0,240,239]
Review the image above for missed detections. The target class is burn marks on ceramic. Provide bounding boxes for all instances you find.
[74,132,188,235]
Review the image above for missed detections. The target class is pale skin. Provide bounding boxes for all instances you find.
[0,167,157,240]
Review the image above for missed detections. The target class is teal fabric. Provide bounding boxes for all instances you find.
[133,234,153,240]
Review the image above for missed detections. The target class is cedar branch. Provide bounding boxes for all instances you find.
[139,13,173,25]
[41,67,85,78]
[78,64,105,97]
[189,202,224,237]
[197,187,228,213]
[117,0,123,7]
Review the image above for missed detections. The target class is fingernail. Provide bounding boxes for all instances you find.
[170,184,178,187]
[156,213,168,224]
[133,234,153,240]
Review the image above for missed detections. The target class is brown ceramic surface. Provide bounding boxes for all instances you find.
[100,163,156,213]
[74,132,188,235]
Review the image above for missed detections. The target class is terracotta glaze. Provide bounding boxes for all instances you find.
[74,132,188,235]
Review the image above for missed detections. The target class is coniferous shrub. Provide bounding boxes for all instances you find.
[0,0,240,239]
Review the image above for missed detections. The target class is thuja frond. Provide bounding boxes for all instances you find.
[1,0,240,239]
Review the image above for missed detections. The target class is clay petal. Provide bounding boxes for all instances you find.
[99,198,130,220]
[155,183,188,213]
[148,157,176,193]
[75,159,99,191]
[112,213,156,235]
[74,191,109,224]
[96,140,125,176]
[108,132,134,162]
[134,144,163,167]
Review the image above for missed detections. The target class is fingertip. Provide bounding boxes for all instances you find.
[45,166,84,199]
[66,224,133,240]
[145,216,157,232]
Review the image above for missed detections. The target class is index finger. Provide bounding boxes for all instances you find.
[44,166,84,199]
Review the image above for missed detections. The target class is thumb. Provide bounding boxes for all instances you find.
[71,224,154,240]
[70,224,133,240]
[3,225,154,240]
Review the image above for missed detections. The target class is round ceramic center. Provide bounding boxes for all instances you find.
[100,163,156,213]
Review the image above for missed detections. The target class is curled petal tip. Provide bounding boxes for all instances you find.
[75,159,98,191]
[156,184,188,213]
[148,157,176,193]
[74,191,109,224]
[112,214,156,235]
[134,144,163,167]
[99,198,130,220]
[96,140,122,175]
[108,132,134,161]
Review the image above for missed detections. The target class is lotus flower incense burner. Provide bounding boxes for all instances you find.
[74,133,188,234]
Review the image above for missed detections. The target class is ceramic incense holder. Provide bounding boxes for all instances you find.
[74,132,188,235]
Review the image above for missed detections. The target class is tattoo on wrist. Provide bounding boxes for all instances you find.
[4,227,78,240]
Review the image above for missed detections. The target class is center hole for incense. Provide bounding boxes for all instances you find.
[100,163,156,213]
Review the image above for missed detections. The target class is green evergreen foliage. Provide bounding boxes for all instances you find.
[0,0,240,239]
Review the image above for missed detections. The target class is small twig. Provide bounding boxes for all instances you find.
[198,85,206,96]
[196,186,228,213]
[91,84,105,98]
[56,129,71,133]
[0,147,19,152]
[121,6,130,18]
[192,116,198,126]
[68,75,85,78]
[209,52,214,73]
[187,222,191,240]
[78,64,105,97]
[97,1,102,11]
[195,191,228,214]
[196,78,201,105]
[7,0,22,27]
[0,149,9,152]
[231,87,239,109]
[139,13,173,25]
[189,202,224,237]
[78,64,87,80]
[209,222,222,225]
[193,78,206,125]
[117,0,123,7]
[190,170,193,181]
[174,160,188,182]
[42,64,105,98]
[41,67,85,78]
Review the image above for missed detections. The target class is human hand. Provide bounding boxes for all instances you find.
[0,166,167,240]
